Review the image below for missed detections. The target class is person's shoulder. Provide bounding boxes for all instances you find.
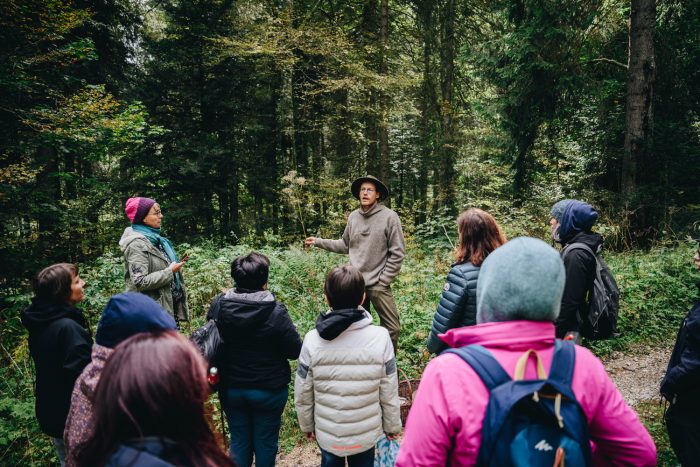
[452,261,479,275]
[571,344,607,376]
[303,328,321,341]
[273,300,290,314]
[123,234,151,252]
[348,208,364,220]
[382,205,401,219]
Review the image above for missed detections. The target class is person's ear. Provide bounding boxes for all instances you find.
[263,282,268,290]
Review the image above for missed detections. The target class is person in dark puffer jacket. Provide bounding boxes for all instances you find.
[549,199,603,338]
[660,237,700,465]
[21,263,93,466]
[208,252,302,467]
[427,208,506,354]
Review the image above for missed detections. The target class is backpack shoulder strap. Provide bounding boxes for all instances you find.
[562,242,598,260]
[547,340,576,386]
[442,345,511,390]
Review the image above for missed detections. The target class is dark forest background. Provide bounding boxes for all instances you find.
[1,0,698,288]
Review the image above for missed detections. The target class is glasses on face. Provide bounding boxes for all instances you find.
[360,188,375,193]
[150,209,162,216]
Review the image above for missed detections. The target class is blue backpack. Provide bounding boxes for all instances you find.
[443,340,592,467]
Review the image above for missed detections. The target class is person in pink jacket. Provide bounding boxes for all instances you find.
[396,237,656,467]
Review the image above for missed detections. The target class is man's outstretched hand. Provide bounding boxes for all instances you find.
[304,237,316,246]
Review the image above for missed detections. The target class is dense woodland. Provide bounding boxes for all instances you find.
[1,0,699,288]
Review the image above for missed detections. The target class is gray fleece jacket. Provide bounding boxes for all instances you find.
[314,203,405,287]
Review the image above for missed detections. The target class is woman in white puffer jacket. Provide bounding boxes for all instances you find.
[295,265,401,467]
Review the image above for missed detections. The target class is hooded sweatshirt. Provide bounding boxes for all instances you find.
[295,308,401,457]
[396,321,656,467]
[211,289,302,390]
[21,298,93,438]
[314,203,405,287]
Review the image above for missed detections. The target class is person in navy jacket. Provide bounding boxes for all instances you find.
[661,238,700,465]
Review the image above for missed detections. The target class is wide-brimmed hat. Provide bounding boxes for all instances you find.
[351,175,389,200]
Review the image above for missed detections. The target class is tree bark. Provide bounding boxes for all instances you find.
[622,0,656,197]
[362,0,379,177]
[415,0,437,224]
[437,0,457,214]
[378,0,391,199]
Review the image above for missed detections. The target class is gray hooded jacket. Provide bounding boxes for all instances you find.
[118,227,189,320]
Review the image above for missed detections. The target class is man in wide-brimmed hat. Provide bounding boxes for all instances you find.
[305,175,405,351]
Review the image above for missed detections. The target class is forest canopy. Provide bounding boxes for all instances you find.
[1,0,698,287]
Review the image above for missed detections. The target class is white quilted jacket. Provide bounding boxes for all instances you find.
[294,312,401,456]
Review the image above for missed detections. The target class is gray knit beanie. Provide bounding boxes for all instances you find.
[476,237,565,324]
[550,199,575,223]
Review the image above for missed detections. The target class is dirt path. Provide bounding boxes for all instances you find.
[602,343,672,407]
[274,343,674,465]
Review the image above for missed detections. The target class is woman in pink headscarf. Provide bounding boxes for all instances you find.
[118,197,189,323]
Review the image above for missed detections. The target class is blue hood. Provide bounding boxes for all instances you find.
[559,200,598,242]
[96,292,176,348]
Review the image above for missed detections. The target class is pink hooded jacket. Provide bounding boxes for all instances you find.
[396,321,656,466]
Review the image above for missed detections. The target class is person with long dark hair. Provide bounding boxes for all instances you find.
[119,197,189,324]
[75,331,233,466]
[426,208,506,354]
[21,263,93,466]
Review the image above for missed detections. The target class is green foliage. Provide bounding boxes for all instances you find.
[587,243,698,356]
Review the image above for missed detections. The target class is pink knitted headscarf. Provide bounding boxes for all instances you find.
[125,197,156,224]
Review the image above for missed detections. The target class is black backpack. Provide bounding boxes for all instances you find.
[562,243,620,340]
[190,293,224,363]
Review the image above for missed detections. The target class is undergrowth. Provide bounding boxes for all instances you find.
[0,239,697,464]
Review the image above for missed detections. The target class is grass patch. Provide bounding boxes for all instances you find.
[636,401,678,466]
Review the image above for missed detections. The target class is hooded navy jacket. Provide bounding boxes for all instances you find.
[661,283,700,407]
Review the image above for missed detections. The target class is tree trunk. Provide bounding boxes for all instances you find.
[378,0,391,199]
[415,0,437,225]
[362,0,379,177]
[622,0,656,197]
[437,0,457,214]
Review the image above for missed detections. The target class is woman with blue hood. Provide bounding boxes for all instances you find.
[549,199,602,338]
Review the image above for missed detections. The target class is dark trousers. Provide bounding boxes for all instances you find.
[320,446,374,467]
[220,386,288,467]
[666,402,700,466]
[363,283,400,353]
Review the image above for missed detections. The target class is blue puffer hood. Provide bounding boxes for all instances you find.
[558,200,598,243]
